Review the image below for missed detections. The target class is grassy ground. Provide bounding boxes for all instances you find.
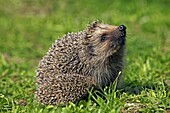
[0,0,170,112]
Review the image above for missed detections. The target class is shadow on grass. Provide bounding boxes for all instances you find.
[119,79,169,95]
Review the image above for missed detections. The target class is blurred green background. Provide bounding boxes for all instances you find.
[0,0,169,112]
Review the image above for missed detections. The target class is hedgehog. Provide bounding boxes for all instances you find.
[35,21,126,105]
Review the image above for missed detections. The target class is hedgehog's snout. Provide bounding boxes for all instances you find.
[118,25,126,45]
[109,25,126,48]
[118,25,126,37]
[118,25,126,31]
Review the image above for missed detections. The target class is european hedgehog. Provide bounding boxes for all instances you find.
[35,21,126,105]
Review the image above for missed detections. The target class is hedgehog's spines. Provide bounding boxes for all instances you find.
[86,20,100,33]
[88,20,100,28]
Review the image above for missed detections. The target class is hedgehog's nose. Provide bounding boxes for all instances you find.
[118,25,126,31]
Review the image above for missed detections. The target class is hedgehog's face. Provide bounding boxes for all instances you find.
[86,21,126,58]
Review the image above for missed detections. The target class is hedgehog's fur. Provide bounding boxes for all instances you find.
[35,21,126,105]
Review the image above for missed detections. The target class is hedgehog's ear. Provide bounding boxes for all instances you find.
[86,20,100,33]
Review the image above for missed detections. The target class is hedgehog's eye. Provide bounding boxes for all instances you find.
[101,34,107,42]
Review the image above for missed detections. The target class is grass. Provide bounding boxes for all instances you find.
[0,0,170,112]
